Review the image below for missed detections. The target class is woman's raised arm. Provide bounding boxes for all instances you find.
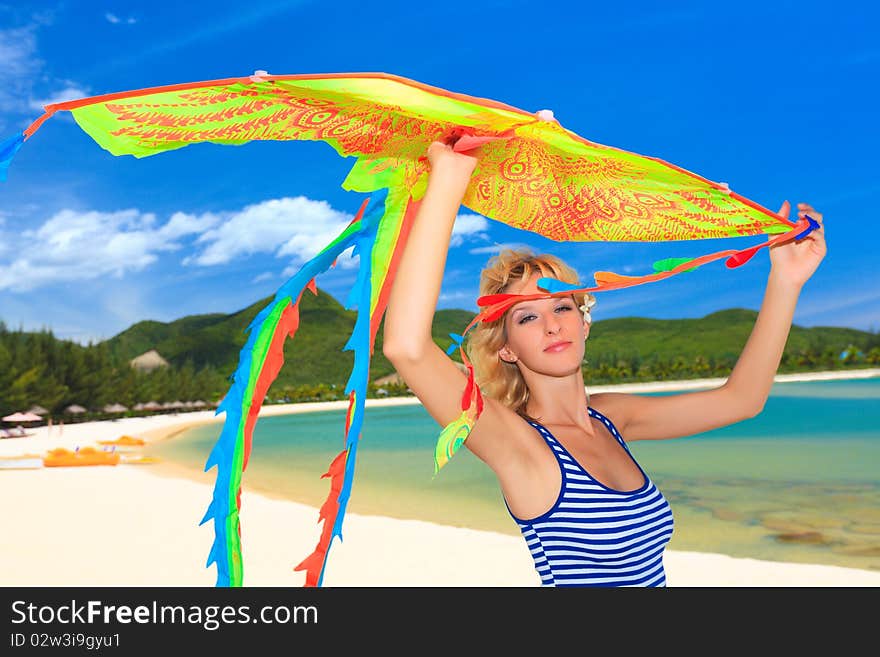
[381,138,479,429]
[382,140,478,357]
[381,141,530,476]
[599,201,827,442]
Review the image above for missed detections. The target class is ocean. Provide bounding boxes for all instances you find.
[147,374,880,573]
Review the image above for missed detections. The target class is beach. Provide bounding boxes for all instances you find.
[2,367,879,587]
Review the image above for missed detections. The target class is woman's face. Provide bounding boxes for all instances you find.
[499,271,589,376]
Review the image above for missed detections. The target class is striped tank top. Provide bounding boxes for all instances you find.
[505,406,675,587]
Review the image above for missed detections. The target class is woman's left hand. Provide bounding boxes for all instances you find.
[768,200,827,288]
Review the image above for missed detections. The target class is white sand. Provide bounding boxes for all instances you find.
[2,367,879,587]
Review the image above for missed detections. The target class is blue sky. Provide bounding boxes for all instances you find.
[0,0,877,345]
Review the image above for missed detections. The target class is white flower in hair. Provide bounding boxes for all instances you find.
[579,295,596,324]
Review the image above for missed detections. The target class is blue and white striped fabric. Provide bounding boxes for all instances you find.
[506,406,674,587]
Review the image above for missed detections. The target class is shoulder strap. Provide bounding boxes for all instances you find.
[587,406,628,449]
[527,419,566,451]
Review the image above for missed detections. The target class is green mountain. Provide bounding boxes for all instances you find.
[584,308,871,364]
[103,287,878,387]
[3,294,877,416]
[105,286,476,387]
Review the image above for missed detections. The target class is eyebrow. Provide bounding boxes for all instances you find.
[510,299,572,317]
[510,305,536,317]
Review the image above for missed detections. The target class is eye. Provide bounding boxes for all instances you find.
[517,314,535,325]
[556,304,573,312]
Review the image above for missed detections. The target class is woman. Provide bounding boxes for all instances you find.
[382,139,826,586]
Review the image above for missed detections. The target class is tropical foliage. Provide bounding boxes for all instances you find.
[2,290,878,421]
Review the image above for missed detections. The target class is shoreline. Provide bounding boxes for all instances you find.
[118,365,880,443]
[2,366,879,586]
[88,365,880,448]
[6,367,878,455]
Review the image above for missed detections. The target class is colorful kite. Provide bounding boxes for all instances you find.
[1,71,817,587]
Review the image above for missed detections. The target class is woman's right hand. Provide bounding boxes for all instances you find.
[426,139,479,180]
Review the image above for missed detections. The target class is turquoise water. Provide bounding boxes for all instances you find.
[147,375,880,572]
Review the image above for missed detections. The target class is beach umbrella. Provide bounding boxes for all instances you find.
[102,403,128,413]
[2,71,820,588]
[2,412,42,422]
[27,405,49,416]
[142,401,162,411]
[63,404,87,414]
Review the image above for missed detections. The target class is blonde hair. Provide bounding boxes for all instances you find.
[466,247,596,423]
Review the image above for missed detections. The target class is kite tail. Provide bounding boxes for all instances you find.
[0,104,61,181]
[201,196,372,587]
[434,353,483,475]
[295,187,422,587]
[0,133,25,182]
[592,215,819,285]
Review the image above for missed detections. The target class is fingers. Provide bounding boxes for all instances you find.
[797,202,821,219]
[797,202,823,232]
[425,140,452,161]
[794,203,825,250]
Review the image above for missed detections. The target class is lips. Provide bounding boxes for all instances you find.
[543,341,571,353]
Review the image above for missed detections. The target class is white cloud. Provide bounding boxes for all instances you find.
[189,196,355,268]
[252,272,275,283]
[105,13,137,25]
[29,84,90,111]
[265,209,490,279]
[467,241,532,255]
[0,17,88,130]
[450,213,490,247]
[0,207,201,292]
[280,244,357,279]
[0,195,366,291]
[0,24,42,115]
[159,210,222,240]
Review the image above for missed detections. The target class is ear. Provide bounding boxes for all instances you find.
[498,345,517,363]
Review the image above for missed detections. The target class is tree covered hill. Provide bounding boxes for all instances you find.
[105,298,875,382]
[2,287,878,417]
[104,286,475,388]
[580,308,876,382]
[585,308,870,368]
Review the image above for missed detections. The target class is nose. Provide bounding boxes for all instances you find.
[545,315,561,334]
